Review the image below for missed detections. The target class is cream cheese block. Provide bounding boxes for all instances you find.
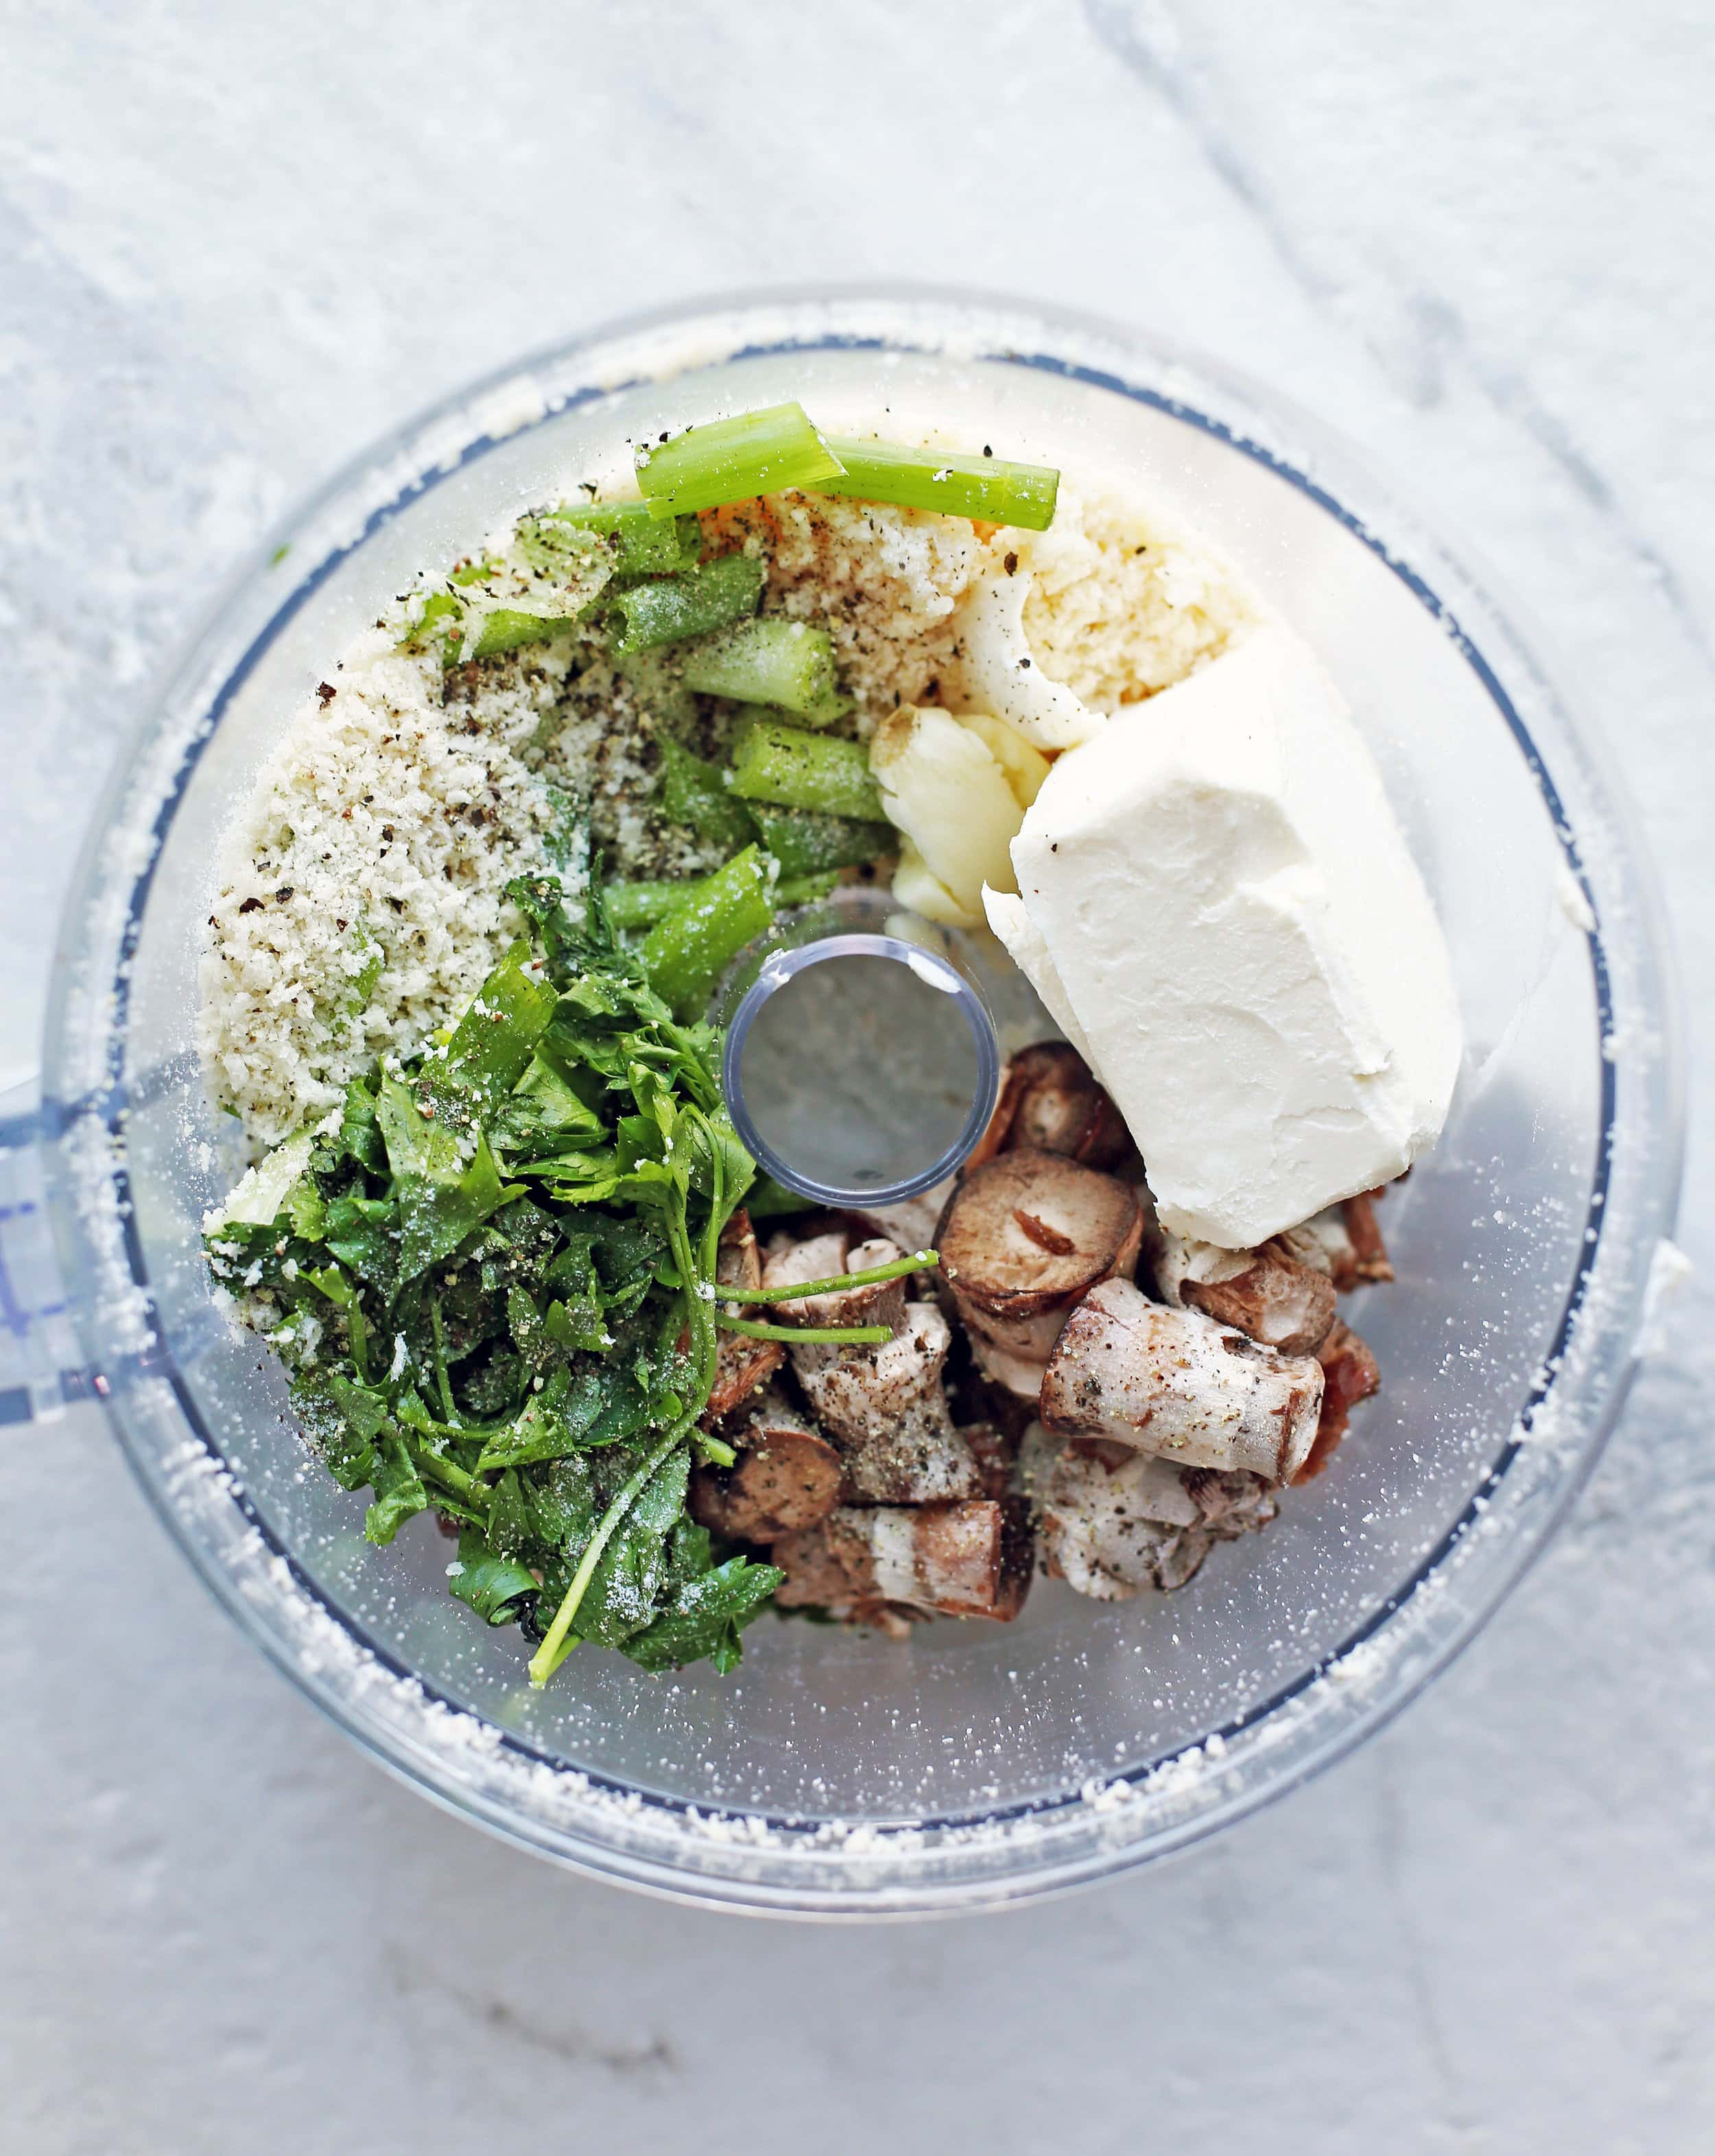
[993,624,1461,1247]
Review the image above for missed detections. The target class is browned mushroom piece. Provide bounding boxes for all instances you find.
[1293,1318,1382,1482]
[1179,1465,1280,1533]
[1274,1205,1353,1283]
[1021,1423,1279,1600]
[1276,1196,1394,1292]
[827,1501,1030,1620]
[936,1150,1144,1398]
[761,1229,910,1333]
[967,1042,1133,1172]
[959,1421,1018,1501]
[840,1408,987,1504]
[689,1393,844,1540]
[700,1207,784,1425]
[770,1522,862,1611]
[1019,1421,1211,1597]
[1152,1228,1338,1357]
[1040,1277,1325,1482]
[1340,1194,1394,1286]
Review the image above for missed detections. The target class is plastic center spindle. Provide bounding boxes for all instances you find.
[721,933,1002,1207]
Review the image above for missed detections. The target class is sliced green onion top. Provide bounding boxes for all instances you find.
[655,737,759,855]
[809,437,1058,530]
[679,616,836,715]
[462,608,563,661]
[534,501,703,580]
[635,403,846,520]
[726,715,886,823]
[607,553,766,654]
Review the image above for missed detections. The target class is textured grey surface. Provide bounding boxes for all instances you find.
[3,4,1712,2151]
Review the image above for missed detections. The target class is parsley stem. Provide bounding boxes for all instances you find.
[724,1249,938,1304]
[713,1310,890,1345]
[414,1447,480,1500]
[527,1425,687,1687]
[428,1299,458,1424]
[535,1631,580,1681]
[697,1109,725,1283]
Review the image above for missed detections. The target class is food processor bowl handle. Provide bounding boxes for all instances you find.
[0,1080,86,1426]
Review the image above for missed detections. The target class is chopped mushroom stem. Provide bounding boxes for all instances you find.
[968,1041,1133,1172]
[1294,1319,1382,1482]
[772,1501,1030,1622]
[700,1208,784,1424]
[1151,1227,1338,1358]
[1277,1193,1395,1292]
[936,1148,1144,1395]
[1041,1278,1325,1482]
[760,1229,987,1501]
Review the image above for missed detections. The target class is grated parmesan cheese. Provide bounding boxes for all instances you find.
[198,628,576,1146]
[1013,483,1261,711]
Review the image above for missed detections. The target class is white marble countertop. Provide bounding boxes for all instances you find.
[4,4,1712,2150]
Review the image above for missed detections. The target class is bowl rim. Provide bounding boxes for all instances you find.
[40,281,1686,1916]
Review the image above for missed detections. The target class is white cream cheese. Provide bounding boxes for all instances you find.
[982,887,1104,1078]
[998,624,1461,1248]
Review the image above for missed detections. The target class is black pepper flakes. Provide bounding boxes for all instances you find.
[238,896,263,914]
[316,681,337,707]
[1004,551,1019,576]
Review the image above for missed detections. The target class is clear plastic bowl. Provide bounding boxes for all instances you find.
[34,289,1681,1915]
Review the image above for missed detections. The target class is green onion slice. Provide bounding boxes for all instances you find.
[607,554,766,654]
[534,501,703,580]
[726,715,885,823]
[636,403,846,519]
[810,437,1058,530]
[679,617,837,715]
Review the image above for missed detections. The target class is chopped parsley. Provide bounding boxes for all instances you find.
[205,840,781,1683]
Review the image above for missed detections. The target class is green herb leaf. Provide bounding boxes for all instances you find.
[447,1528,540,1625]
[623,1554,785,1674]
[364,1431,429,1544]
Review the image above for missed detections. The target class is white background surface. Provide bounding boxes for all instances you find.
[4,5,1713,2151]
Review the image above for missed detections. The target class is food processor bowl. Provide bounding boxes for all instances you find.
[19,289,1681,1915]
